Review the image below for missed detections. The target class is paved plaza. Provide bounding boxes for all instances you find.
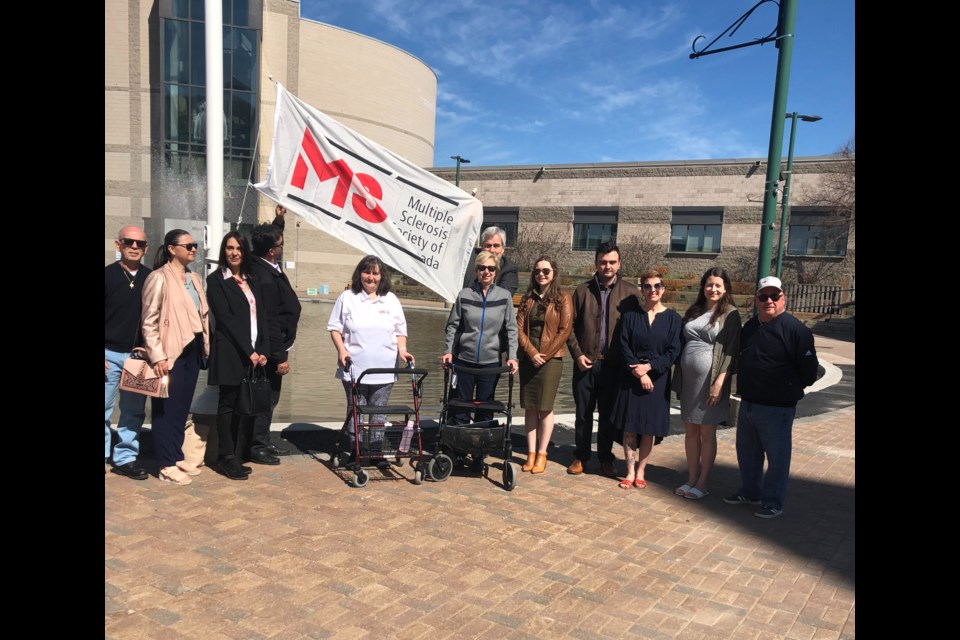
[105,336,854,639]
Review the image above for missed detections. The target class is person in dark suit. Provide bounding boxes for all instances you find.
[246,214,302,464]
[206,232,270,479]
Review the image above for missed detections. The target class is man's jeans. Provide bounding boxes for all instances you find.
[735,400,796,511]
[105,348,147,465]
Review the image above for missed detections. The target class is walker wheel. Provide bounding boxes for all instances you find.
[351,469,369,488]
[503,462,518,491]
[331,454,340,469]
[413,469,423,485]
[428,454,453,482]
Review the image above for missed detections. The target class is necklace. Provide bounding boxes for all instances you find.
[121,267,136,289]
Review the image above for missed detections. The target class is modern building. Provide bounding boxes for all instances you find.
[106,0,853,294]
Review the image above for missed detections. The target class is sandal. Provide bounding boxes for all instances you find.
[159,466,192,486]
[674,484,692,496]
[177,461,202,476]
[633,479,647,489]
[618,479,634,489]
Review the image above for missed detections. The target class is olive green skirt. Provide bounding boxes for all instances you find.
[519,357,563,411]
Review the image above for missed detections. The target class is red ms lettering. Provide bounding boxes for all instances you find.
[290,129,387,223]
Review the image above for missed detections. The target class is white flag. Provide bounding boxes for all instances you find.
[254,84,482,302]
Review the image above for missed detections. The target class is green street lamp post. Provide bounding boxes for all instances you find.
[775,112,822,278]
[451,155,470,187]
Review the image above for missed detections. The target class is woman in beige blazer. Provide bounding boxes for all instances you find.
[141,229,210,486]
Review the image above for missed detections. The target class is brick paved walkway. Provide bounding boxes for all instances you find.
[106,337,854,639]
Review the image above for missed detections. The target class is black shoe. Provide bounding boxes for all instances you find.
[113,461,148,480]
[469,455,486,472]
[240,464,253,475]
[216,457,249,480]
[248,449,281,465]
[264,442,292,456]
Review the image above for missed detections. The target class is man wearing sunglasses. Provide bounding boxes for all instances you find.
[565,242,640,477]
[105,226,151,480]
[724,276,819,519]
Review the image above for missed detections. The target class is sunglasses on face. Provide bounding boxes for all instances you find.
[476,265,497,273]
[533,268,552,276]
[757,292,783,302]
[120,238,147,248]
[174,242,199,251]
[641,283,665,291]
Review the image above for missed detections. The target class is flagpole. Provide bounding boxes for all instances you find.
[203,0,224,275]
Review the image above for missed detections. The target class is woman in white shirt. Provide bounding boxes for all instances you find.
[328,256,413,458]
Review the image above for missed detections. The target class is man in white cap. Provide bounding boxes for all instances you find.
[723,276,819,519]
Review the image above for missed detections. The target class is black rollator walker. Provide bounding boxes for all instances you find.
[425,362,519,491]
[331,359,429,488]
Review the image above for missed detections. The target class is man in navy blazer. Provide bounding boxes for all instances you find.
[246,210,302,464]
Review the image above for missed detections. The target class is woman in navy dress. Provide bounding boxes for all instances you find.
[612,270,681,489]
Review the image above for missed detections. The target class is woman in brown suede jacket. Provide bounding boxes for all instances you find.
[516,256,573,474]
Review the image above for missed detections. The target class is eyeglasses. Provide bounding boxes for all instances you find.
[597,260,618,266]
[273,241,284,249]
[757,292,783,302]
[120,238,147,248]
[476,265,497,273]
[641,283,665,291]
[533,268,552,276]
[174,242,199,251]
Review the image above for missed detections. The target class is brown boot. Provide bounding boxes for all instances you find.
[531,452,547,474]
[521,452,537,472]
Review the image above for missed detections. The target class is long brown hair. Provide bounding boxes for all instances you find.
[682,267,736,327]
[521,256,563,310]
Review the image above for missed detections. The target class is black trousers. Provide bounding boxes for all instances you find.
[249,361,283,453]
[216,384,250,459]
[571,359,618,463]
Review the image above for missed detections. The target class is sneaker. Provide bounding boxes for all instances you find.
[754,505,783,519]
[723,493,761,506]
[113,461,148,481]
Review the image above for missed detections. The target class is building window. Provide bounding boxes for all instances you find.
[159,0,261,186]
[481,208,519,247]
[670,208,722,253]
[787,210,848,256]
[573,208,617,251]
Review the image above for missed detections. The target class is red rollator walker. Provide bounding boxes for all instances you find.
[331,359,430,488]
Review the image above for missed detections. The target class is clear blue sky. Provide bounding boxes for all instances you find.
[299,0,855,168]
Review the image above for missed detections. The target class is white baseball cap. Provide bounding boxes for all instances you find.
[757,276,783,292]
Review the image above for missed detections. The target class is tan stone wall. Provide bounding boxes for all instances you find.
[438,158,853,286]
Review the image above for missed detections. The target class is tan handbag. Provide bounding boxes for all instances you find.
[119,349,169,398]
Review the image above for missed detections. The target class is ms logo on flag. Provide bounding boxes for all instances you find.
[290,129,387,224]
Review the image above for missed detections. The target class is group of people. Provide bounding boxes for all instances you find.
[107,220,819,518]
[104,206,302,485]
[440,231,818,518]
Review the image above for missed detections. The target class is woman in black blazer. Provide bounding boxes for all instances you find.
[206,232,270,480]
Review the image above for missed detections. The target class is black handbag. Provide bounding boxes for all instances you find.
[235,365,271,416]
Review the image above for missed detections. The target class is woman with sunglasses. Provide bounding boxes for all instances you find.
[612,270,681,489]
[205,231,270,480]
[141,230,210,486]
[442,251,519,434]
[515,256,572,474]
[671,267,741,500]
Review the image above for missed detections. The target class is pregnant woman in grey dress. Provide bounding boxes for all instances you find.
[672,267,741,500]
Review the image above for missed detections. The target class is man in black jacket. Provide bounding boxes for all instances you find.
[724,276,819,519]
[246,211,302,464]
[461,226,519,295]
